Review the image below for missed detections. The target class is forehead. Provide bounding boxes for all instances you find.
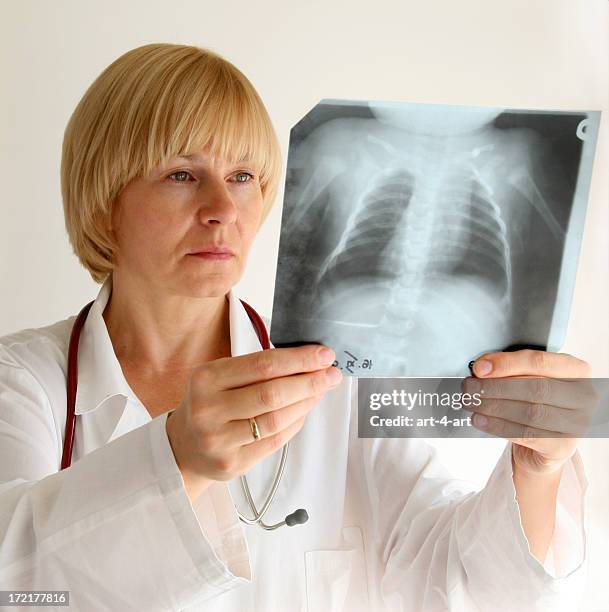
[165,150,260,168]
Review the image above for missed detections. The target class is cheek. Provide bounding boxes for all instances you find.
[126,208,167,243]
[117,199,183,261]
[239,200,263,249]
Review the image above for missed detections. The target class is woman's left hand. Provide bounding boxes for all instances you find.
[463,350,595,476]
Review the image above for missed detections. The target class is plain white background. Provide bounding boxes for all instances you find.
[1,1,607,609]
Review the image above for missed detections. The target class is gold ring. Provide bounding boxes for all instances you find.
[249,417,261,441]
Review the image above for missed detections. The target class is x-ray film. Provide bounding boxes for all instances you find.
[269,99,601,377]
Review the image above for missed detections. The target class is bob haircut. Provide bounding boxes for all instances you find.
[61,43,282,283]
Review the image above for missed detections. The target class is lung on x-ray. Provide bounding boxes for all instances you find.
[269,99,600,377]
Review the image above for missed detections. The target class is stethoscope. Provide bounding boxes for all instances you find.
[60,298,309,531]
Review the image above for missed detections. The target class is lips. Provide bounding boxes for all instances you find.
[189,246,235,256]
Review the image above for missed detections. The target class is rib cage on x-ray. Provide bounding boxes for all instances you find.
[306,141,517,375]
[270,100,599,377]
[315,161,513,326]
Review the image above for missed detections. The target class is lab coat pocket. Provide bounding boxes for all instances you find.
[304,526,370,612]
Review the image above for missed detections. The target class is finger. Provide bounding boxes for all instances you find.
[238,413,308,468]
[470,412,577,443]
[464,399,592,436]
[216,365,342,421]
[463,376,597,410]
[470,350,592,379]
[199,345,337,391]
[471,412,580,457]
[228,394,324,447]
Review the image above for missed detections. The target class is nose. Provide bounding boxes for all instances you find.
[196,179,238,226]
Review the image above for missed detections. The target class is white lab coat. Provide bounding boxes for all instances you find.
[0,276,588,612]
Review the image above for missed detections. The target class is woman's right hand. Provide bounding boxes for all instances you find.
[165,345,342,501]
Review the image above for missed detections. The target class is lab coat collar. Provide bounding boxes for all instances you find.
[74,274,267,416]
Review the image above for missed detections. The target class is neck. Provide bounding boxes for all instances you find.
[102,273,232,374]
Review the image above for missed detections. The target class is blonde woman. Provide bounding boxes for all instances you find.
[0,44,590,611]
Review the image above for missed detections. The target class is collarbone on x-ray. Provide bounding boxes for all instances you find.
[270,99,600,377]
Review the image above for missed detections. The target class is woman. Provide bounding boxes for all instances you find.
[0,43,590,611]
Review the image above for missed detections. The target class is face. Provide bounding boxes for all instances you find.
[111,151,264,298]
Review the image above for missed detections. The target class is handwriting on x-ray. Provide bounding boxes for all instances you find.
[332,350,373,374]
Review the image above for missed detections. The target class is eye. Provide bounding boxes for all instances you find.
[233,172,255,183]
[168,170,195,182]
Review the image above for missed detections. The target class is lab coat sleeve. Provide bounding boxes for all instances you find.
[352,384,588,612]
[0,346,251,611]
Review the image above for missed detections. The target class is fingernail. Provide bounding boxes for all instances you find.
[474,359,493,376]
[326,366,342,386]
[318,347,336,366]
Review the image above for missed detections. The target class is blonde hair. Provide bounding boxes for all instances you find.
[61,43,282,283]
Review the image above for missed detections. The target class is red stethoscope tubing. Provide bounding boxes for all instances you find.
[60,298,270,470]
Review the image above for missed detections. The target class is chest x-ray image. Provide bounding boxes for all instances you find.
[270,99,600,377]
